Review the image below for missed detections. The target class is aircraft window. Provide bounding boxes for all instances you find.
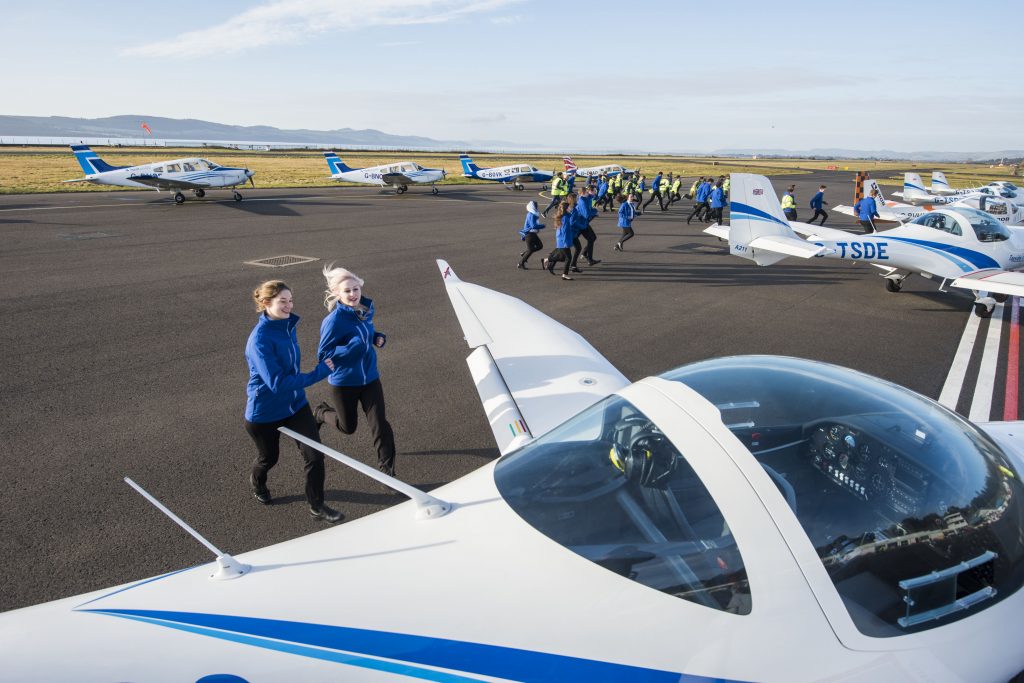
[910,213,961,236]
[1005,182,1019,191]
[182,162,196,172]
[494,395,752,615]
[949,207,1010,242]
[165,163,181,173]
[986,201,1009,216]
[200,159,219,169]
[192,160,209,171]
[401,164,416,172]
[662,356,1024,638]
[152,166,164,174]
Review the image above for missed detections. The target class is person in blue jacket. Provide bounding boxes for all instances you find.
[596,174,612,212]
[687,178,713,224]
[542,197,577,280]
[244,280,341,523]
[569,188,601,271]
[708,180,727,224]
[517,200,546,269]
[614,193,637,251]
[854,188,880,234]
[808,185,828,225]
[314,266,397,477]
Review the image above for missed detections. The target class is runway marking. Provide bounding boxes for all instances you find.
[969,303,1004,422]
[1004,297,1020,421]
[938,310,982,410]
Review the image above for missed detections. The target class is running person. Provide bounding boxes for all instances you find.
[244,280,342,523]
[808,185,828,225]
[315,266,397,478]
[517,201,546,269]
[543,198,576,280]
[614,193,637,251]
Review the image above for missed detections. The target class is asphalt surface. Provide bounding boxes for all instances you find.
[0,171,978,611]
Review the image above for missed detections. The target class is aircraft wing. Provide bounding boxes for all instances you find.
[437,260,629,454]
[61,178,92,183]
[381,172,415,185]
[952,269,1024,297]
[833,204,856,218]
[789,223,859,241]
[128,175,206,190]
[749,235,830,259]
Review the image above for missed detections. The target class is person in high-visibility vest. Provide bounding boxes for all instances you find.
[669,176,683,205]
[722,175,731,201]
[780,185,797,221]
[658,175,671,210]
[687,177,701,200]
[542,172,567,217]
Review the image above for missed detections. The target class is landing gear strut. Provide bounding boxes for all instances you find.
[431,186,439,195]
[395,185,407,195]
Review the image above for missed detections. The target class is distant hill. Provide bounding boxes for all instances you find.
[713,147,1024,163]
[0,114,470,148]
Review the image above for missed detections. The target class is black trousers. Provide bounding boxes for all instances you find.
[542,194,562,215]
[808,209,828,225]
[570,236,583,267]
[709,206,724,224]
[245,403,325,507]
[327,379,396,475]
[783,209,797,221]
[859,218,876,234]
[548,247,573,275]
[580,226,597,261]
[687,201,708,223]
[520,232,543,265]
[643,190,664,210]
[619,227,635,246]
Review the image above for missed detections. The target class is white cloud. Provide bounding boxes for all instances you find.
[490,14,522,23]
[123,0,521,59]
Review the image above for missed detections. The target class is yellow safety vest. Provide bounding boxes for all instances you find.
[780,193,796,210]
[552,177,566,197]
[671,179,682,193]
[723,177,730,192]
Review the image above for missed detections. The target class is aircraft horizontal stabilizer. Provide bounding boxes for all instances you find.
[436,259,629,442]
[952,269,1024,297]
[704,224,730,240]
[61,178,92,183]
[749,235,829,259]
[832,204,857,217]
[789,223,858,241]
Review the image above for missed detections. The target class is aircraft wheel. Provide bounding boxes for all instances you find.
[885,278,902,293]
[994,293,1009,303]
[515,184,524,191]
[194,189,206,198]
[174,192,185,205]
[233,191,242,202]
[974,303,994,319]
[432,187,439,195]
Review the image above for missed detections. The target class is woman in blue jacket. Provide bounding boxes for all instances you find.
[314,266,397,477]
[542,196,577,280]
[614,193,637,251]
[244,280,341,523]
[517,200,546,269]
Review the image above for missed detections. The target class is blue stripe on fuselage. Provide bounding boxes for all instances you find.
[83,609,728,682]
[885,236,999,271]
[730,201,788,228]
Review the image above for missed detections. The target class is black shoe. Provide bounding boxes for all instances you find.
[250,475,272,505]
[587,259,602,266]
[309,504,343,523]
[571,267,583,273]
[312,400,333,428]
[517,262,526,270]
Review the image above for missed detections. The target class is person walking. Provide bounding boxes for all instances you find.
[542,172,567,217]
[687,176,702,200]
[314,266,398,478]
[634,175,646,214]
[687,177,713,224]
[808,185,829,225]
[244,280,342,523]
[614,193,637,251]
[517,200,546,269]
[596,174,611,212]
[542,198,577,280]
[854,188,880,234]
[708,180,727,224]
[643,171,664,212]
[781,185,798,221]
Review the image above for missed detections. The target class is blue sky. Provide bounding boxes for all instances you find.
[3,0,1022,153]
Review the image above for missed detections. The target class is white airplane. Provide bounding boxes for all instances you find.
[324,152,446,195]
[930,171,1022,199]
[562,155,633,178]
[3,259,1024,682]
[834,173,931,223]
[458,154,553,191]
[707,173,1024,318]
[64,145,256,204]
[892,173,1024,224]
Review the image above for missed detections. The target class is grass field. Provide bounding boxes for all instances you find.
[0,145,1018,195]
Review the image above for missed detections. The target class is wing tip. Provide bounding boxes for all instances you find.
[437,259,461,283]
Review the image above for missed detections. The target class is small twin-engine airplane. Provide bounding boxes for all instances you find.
[458,154,553,190]
[708,173,1024,318]
[64,145,255,204]
[562,155,633,178]
[324,152,446,194]
[2,258,1024,681]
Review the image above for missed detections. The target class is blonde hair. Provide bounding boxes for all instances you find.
[323,264,365,311]
[253,280,290,312]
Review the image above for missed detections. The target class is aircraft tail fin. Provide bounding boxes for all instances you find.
[324,151,354,175]
[903,172,931,203]
[932,171,952,193]
[855,172,887,204]
[70,145,125,174]
[459,154,480,176]
[727,174,826,266]
[562,156,577,172]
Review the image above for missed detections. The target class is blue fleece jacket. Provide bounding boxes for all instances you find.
[854,197,879,220]
[810,191,825,209]
[571,200,590,237]
[597,180,609,198]
[518,213,545,240]
[652,174,662,192]
[317,296,381,387]
[245,313,331,423]
[710,187,726,209]
[618,201,635,228]
[696,181,713,203]
[556,213,574,248]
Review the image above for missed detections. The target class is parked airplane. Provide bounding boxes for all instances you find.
[458,154,553,191]
[930,171,1021,199]
[324,152,446,194]
[707,173,1024,317]
[64,145,255,204]
[562,155,633,178]
[886,173,1024,225]
[833,173,930,223]
[3,258,1024,682]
